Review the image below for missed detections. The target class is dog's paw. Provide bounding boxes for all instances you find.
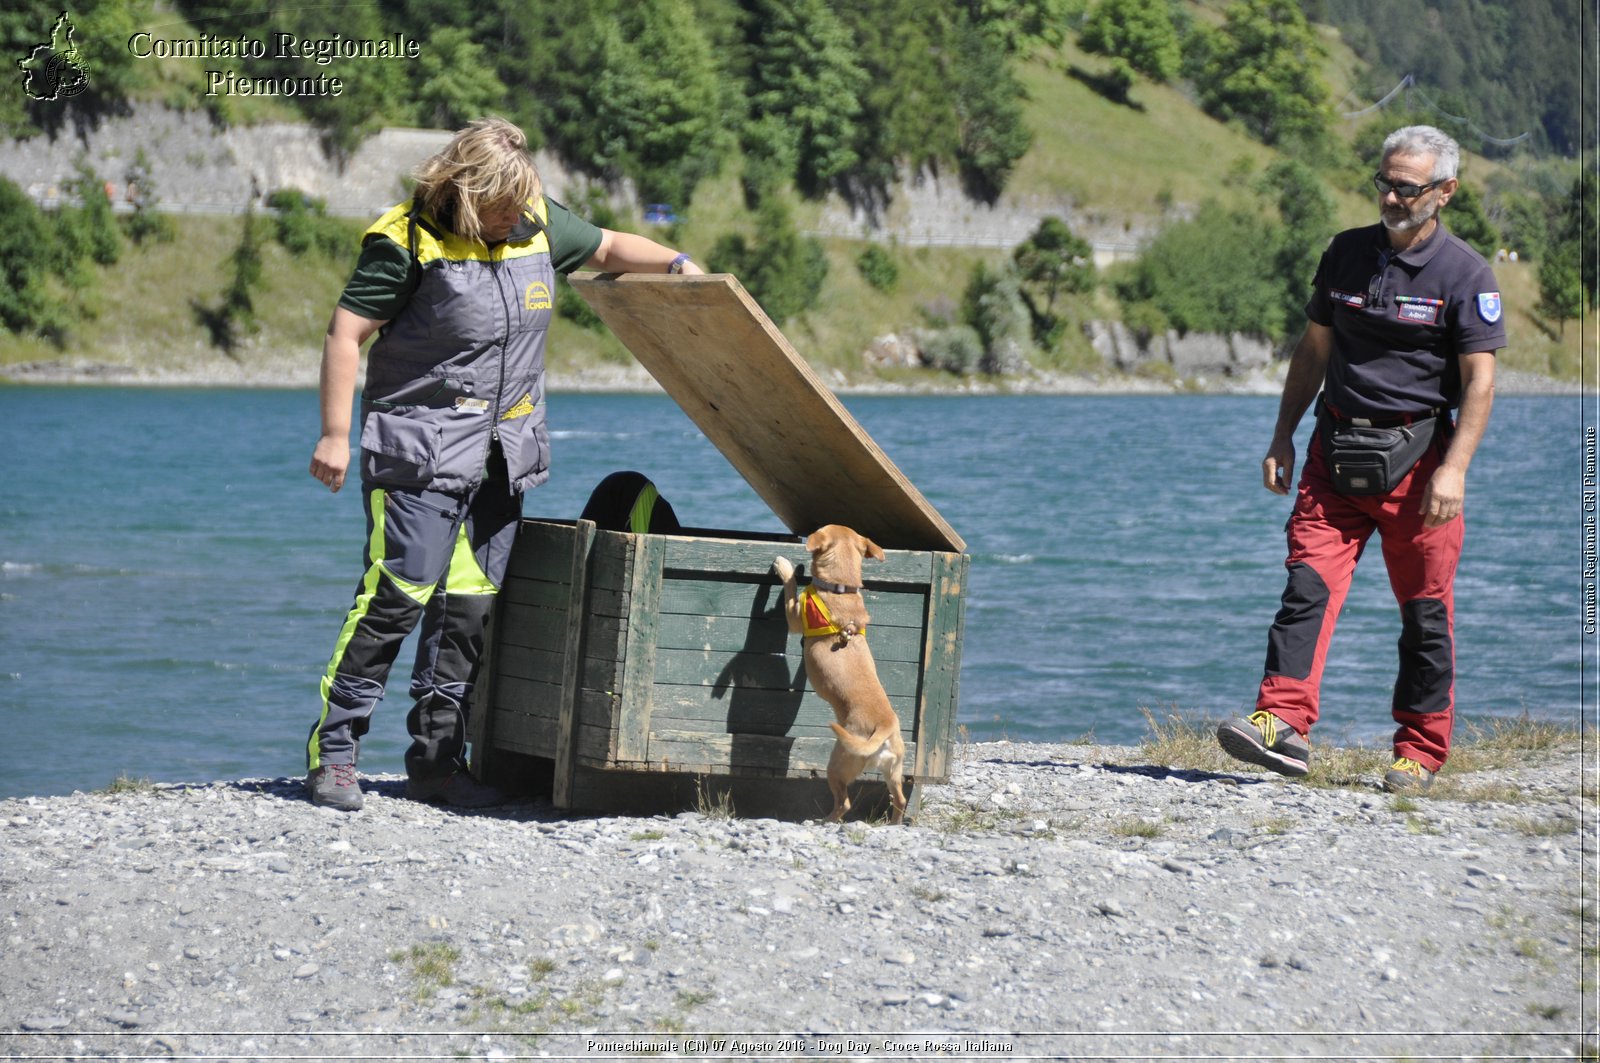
[771,556,795,582]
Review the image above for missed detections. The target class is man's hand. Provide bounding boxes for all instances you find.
[1421,464,1466,526]
[1263,439,1296,495]
[310,433,350,493]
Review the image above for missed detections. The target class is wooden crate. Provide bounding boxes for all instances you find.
[475,519,967,816]
[471,273,969,818]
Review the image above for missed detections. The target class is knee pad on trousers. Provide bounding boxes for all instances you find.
[1394,598,1452,714]
[1264,562,1330,681]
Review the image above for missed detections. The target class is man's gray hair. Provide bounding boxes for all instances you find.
[1382,125,1461,181]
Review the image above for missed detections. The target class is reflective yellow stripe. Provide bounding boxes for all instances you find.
[445,520,498,596]
[307,489,435,768]
[628,483,660,536]
[365,196,552,264]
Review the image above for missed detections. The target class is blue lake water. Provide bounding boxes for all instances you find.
[0,387,1586,798]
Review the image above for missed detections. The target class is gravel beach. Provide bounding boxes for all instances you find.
[1,739,1591,1061]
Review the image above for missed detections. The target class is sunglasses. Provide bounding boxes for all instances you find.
[1373,174,1442,199]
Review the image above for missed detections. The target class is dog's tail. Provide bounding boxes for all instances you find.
[830,721,898,758]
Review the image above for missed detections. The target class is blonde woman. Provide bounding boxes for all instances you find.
[304,117,701,811]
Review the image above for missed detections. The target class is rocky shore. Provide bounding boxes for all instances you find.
[1,739,1591,1060]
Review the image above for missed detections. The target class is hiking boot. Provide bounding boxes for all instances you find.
[406,770,510,809]
[1216,710,1311,777]
[307,763,364,811]
[1383,757,1436,794]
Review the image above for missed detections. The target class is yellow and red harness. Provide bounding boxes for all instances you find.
[799,582,865,640]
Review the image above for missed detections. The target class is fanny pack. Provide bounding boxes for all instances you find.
[1318,408,1440,496]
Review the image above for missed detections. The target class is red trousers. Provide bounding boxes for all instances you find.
[1256,423,1462,770]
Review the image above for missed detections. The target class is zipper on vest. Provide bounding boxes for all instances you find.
[485,244,512,481]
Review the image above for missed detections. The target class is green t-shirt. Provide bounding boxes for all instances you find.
[336,197,604,320]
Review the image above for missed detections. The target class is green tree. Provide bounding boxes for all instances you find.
[855,244,900,293]
[5,0,159,135]
[0,177,66,337]
[950,16,1033,202]
[707,198,828,324]
[1257,159,1336,335]
[959,0,1078,54]
[413,27,508,129]
[1079,0,1182,83]
[963,261,1032,374]
[1442,182,1499,260]
[743,0,868,197]
[1537,240,1582,338]
[1567,169,1599,307]
[1013,216,1096,318]
[223,204,265,338]
[830,0,960,193]
[1117,201,1286,339]
[1191,0,1331,150]
[590,0,733,206]
[56,160,121,268]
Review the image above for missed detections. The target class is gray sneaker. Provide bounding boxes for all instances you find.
[307,763,364,811]
[406,770,510,809]
[1383,757,1436,794]
[1216,711,1311,777]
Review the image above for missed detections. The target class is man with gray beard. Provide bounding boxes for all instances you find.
[1217,125,1505,794]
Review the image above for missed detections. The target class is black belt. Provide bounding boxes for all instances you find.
[1318,396,1443,429]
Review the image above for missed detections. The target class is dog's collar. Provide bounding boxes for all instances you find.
[807,578,861,595]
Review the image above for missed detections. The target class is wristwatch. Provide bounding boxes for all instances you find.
[668,253,692,275]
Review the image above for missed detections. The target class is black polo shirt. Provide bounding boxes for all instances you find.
[1306,221,1505,419]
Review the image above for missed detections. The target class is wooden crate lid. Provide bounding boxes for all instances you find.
[567,273,964,553]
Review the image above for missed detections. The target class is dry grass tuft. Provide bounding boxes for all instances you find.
[1137,706,1584,800]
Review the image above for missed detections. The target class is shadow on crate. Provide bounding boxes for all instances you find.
[479,749,917,823]
[712,582,808,775]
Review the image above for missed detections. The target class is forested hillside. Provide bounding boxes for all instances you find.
[1,0,1592,382]
[1309,0,1593,156]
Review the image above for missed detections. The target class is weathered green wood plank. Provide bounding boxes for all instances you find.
[656,578,929,629]
[648,646,921,696]
[644,729,920,778]
[645,685,917,737]
[912,552,966,780]
[552,520,597,807]
[489,673,564,718]
[492,643,629,700]
[493,604,572,655]
[489,708,561,755]
[646,705,912,742]
[499,577,572,612]
[587,532,635,594]
[615,534,665,763]
[652,612,925,663]
[662,538,935,583]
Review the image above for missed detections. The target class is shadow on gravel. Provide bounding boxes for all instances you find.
[1098,762,1276,787]
[219,777,583,823]
[966,756,1273,788]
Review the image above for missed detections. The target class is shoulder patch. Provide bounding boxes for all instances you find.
[1476,292,1502,324]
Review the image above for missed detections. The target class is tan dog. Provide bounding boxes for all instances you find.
[772,525,907,824]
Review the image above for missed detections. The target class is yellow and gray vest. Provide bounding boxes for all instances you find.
[358,197,555,495]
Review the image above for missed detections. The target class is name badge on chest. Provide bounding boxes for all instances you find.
[1395,296,1442,325]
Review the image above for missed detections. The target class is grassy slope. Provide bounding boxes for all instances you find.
[2,25,1585,383]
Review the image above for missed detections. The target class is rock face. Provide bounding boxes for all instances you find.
[1087,320,1280,380]
[1,105,616,216]
[0,741,1587,1057]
